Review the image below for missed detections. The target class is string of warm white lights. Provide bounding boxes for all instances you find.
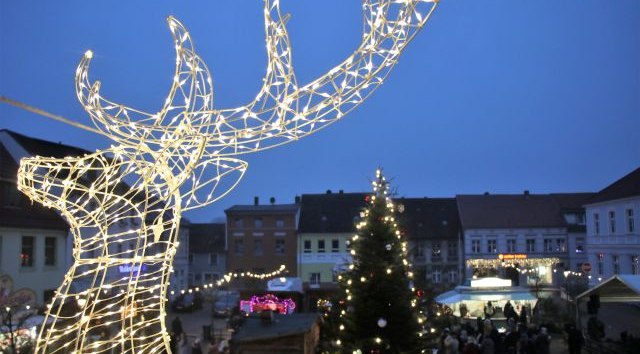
[14,1,440,353]
[335,169,425,351]
[169,265,288,296]
[466,257,562,269]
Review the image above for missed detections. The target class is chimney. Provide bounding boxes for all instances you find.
[270,197,276,205]
[339,190,344,194]
[326,189,332,194]
[294,196,301,204]
[484,192,490,196]
[524,190,530,197]
[254,196,259,206]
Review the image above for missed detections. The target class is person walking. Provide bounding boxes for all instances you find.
[172,316,184,337]
[535,327,550,354]
[567,325,584,354]
[484,301,495,319]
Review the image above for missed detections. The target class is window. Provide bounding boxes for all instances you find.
[253,239,263,256]
[234,239,244,255]
[507,239,517,253]
[254,217,263,228]
[448,270,458,283]
[612,255,620,274]
[447,242,457,259]
[471,240,481,254]
[609,211,616,234]
[209,253,218,265]
[575,237,584,253]
[526,239,536,253]
[576,213,585,225]
[627,209,635,233]
[432,241,442,258]
[632,256,639,275]
[487,239,497,253]
[597,253,604,275]
[303,240,311,253]
[276,219,284,228]
[318,240,325,253]
[594,213,600,235]
[414,242,424,258]
[21,236,34,267]
[234,217,243,228]
[44,237,56,266]
[555,238,566,252]
[275,239,285,255]
[188,254,194,264]
[431,268,441,284]
[331,239,339,253]
[195,273,202,284]
[543,239,553,252]
[310,273,321,285]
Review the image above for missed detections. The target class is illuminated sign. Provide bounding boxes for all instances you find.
[498,254,527,260]
[118,264,146,274]
[239,294,296,314]
[470,277,512,288]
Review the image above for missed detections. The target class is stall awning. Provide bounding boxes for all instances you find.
[576,275,640,303]
[435,288,536,305]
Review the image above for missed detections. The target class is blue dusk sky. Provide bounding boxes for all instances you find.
[1,1,639,222]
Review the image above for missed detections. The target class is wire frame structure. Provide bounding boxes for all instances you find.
[16,0,440,353]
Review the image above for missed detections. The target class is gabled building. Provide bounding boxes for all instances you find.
[457,192,569,290]
[0,130,70,305]
[399,198,462,293]
[225,198,300,290]
[188,222,226,287]
[297,191,367,309]
[584,167,640,283]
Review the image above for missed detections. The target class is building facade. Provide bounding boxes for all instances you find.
[297,192,366,309]
[188,223,226,287]
[400,198,462,294]
[225,199,299,290]
[584,168,640,283]
[457,193,571,291]
[0,130,71,305]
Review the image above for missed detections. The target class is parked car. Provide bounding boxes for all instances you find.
[213,291,239,317]
[171,292,203,313]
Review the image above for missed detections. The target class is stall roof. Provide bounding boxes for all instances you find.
[435,287,537,305]
[576,275,640,303]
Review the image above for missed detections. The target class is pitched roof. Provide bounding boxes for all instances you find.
[225,204,300,214]
[398,198,460,240]
[188,223,225,253]
[551,193,596,211]
[0,141,69,230]
[2,129,90,158]
[232,313,320,343]
[456,194,566,229]
[587,167,640,205]
[298,192,368,233]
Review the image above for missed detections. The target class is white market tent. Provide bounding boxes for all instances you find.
[576,275,640,303]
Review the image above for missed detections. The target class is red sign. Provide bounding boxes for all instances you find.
[581,263,592,273]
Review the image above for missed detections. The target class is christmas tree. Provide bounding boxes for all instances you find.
[335,169,420,353]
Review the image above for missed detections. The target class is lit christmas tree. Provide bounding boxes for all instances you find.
[335,169,420,353]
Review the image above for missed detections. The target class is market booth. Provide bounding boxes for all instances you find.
[435,277,537,318]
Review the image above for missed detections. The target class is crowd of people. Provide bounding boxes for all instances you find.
[438,301,585,354]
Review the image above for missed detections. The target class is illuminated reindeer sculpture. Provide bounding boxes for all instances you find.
[17,0,439,352]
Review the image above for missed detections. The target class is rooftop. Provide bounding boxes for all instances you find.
[188,223,225,253]
[587,167,640,205]
[232,313,320,343]
[298,192,368,233]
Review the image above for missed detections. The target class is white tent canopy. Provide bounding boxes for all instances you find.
[576,275,640,303]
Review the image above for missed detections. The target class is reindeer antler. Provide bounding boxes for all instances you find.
[75,0,439,156]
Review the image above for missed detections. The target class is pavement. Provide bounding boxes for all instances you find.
[166,303,233,344]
